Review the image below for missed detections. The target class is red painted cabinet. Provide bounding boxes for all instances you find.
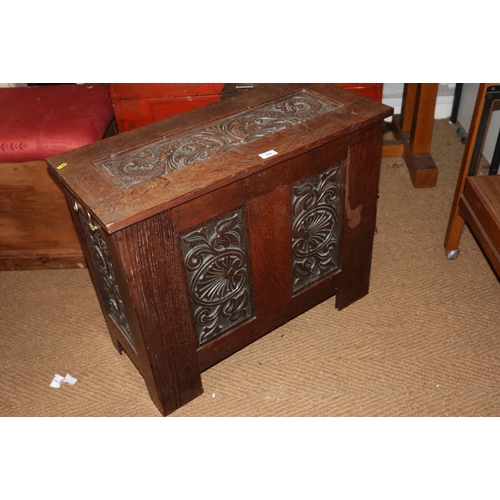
[108,84,225,133]
[335,83,383,103]
[108,83,383,133]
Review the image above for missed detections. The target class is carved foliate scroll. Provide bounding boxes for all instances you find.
[96,90,339,188]
[74,200,134,348]
[180,208,255,345]
[291,163,344,292]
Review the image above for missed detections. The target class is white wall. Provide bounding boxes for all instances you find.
[456,83,500,165]
[382,83,455,120]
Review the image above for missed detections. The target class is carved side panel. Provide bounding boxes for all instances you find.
[291,162,344,292]
[180,208,255,345]
[73,200,134,348]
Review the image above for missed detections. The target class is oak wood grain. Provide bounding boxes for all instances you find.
[48,84,392,233]
[0,161,84,269]
[50,84,392,415]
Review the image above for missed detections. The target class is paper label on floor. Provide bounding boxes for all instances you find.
[50,373,77,388]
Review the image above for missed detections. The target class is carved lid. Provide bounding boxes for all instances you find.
[95,89,339,189]
[47,83,392,233]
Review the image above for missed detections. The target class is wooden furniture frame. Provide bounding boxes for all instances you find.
[0,160,86,269]
[444,83,500,276]
[382,83,439,188]
[48,84,392,415]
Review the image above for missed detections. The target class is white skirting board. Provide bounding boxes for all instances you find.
[382,83,455,122]
[382,95,454,120]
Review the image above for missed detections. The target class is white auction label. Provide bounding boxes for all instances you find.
[259,150,278,159]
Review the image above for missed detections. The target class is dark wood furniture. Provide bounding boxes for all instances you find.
[107,83,383,133]
[48,84,392,415]
[444,83,500,276]
[382,83,439,188]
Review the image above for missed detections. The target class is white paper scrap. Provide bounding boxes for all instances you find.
[50,373,78,388]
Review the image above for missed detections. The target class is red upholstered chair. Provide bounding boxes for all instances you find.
[0,84,115,269]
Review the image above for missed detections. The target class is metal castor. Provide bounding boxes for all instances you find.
[446,248,460,260]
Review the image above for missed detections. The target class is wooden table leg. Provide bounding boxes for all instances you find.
[401,83,419,132]
[382,83,439,188]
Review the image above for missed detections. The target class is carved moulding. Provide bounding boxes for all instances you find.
[74,199,134,347]
[180,208,255,345]
[95,90,340,188]
[291,162,344,292]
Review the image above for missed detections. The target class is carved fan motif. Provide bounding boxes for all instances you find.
[291,163,344,292]
[180,208,254,345]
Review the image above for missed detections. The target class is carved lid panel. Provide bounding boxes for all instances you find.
[47,84,392,233]
[95,90,339,189]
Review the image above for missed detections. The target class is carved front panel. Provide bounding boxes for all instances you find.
[180,208,255,345]
[95,90,340,188]
[73,200,134,348]
[291,163,344,292]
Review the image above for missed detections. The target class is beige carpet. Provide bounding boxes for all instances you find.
[1,119,500,417]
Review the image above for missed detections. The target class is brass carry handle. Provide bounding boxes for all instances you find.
[87,213,100,232]
[72,199,99,232]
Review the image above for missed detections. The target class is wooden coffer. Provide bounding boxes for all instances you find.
[47,84,393,415]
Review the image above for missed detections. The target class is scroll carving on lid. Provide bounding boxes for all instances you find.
[95,90,340,188]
